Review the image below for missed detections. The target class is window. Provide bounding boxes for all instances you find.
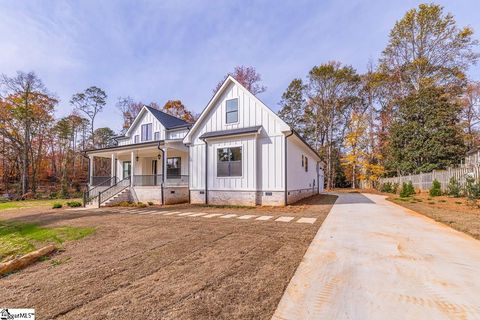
[302,155,304,167]
[217,147,242,177]
[225,98,238,124]
[167,157,181,178]
[154,132,160,141]
[305,156,308,172]
[134,135,139,143]
[141,123,152,141]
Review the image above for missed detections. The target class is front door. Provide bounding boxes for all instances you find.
[122,161,131,179]
[152,160,158,185]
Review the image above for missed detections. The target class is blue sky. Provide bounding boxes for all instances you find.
[0,0,479,132]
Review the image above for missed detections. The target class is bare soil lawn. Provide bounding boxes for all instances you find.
[0,194,336,320]
[386,192,480,240]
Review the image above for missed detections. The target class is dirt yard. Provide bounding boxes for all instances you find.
[0,194,336,320]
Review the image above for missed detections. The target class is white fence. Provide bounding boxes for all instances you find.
[378,165,480,192]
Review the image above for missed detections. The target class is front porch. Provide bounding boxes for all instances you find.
[85,140,189,206]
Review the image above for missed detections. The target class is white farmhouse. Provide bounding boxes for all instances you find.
[84,76,324,207]
[184,76,323,206]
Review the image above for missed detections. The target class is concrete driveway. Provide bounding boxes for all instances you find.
[273,192,480,320]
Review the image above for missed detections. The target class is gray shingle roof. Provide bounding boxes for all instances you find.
[145,106,191,130]
[199,126,262,139]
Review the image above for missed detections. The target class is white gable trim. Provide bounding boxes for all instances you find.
[124,105,149,137]
[183,75,290,144]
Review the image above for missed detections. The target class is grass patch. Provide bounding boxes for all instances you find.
[0,220,94,262]
[0,199,82,211]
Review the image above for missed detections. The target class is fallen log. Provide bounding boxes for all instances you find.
[0,244,56,276]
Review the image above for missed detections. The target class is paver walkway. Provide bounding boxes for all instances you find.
[81,207,317,224]
[273,192,480,320]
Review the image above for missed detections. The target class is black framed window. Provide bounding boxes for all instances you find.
[141,123,152,141]
[217,147,242,177]
[226,98,238,124]
[167,157,181,178]
[305,156,308,172]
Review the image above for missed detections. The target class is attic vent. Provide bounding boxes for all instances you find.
[265,192,273,196]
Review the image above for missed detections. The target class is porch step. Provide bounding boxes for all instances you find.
[101,188,132,207]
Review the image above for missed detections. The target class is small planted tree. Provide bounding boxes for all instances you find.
[381,182,393,193]
[400,181,415,198]
[392,183,399,194]
[447,177,461,197]
[429,179,442,197]
[464,176,480,205]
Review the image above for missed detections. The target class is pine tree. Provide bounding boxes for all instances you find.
[386,86,466,174]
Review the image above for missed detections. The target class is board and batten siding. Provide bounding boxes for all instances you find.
[287,137,319,191]
[117,109,166,146]
[167,129,189,140]
[188,82,286,191]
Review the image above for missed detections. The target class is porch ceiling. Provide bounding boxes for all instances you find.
[88,141,187,159]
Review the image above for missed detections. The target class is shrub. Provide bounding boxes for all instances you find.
[447,177,461,198]
[49,191,58,199]
[392,183,399,194]
[429,179,442,197]
[137,202,147,208]
[147,201,154,206]
[66,201,82,208]
[380,182,393,193]
[464,176,480,204]
[400,181,415,198]
[52,203,63,209]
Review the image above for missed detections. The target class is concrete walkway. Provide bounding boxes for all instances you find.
[273,193,480,320]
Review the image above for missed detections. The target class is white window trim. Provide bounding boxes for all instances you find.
[215,145,243,179]
[141,123,153,142]
[225,98,239,126]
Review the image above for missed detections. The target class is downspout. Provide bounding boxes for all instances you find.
[284,131,294,206]
[200,137,208,205]
[157,141,165,205]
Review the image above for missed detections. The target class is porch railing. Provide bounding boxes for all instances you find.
[133,175,163,186]
[131,174,189,186]
[165,175,189,186]
[83,176,118,206]
[91,176,114,186]
[98,177,131,206]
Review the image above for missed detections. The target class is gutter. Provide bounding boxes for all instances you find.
[200,137,208,204]
[157,141,165,205]
[284,130,294,206]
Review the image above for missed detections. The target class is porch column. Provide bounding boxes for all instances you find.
[163,147,168,183]
[89,155,94,186]
[111,153,116,185]
[131,151,135,187]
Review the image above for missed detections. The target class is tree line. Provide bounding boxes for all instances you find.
[276,3,480,189]
[0,74,195,198]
